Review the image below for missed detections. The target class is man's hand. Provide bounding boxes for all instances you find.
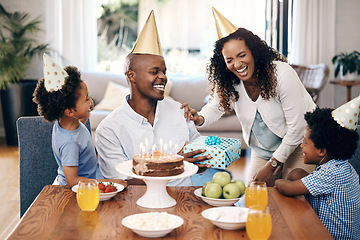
[178,145,211,174]
[180,102,204,126]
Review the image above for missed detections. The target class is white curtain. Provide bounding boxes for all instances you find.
[45,0,97,71]
[290,0,336,107]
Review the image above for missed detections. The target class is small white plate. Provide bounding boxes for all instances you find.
[72,182,125,201]
[194,188,241,207]
[201,206,248,230]
[122,212,183,238]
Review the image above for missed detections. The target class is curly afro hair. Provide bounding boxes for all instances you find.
[305,107,359,160]
[33,66,82,122]
[207,28,287,113]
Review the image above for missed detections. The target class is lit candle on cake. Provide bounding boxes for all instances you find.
[169,140,173,155]
[151,144,156,158]
[159,138,163,153]
[144,138,149,155]
[174,144,179,156]
[163,143,168,156]
[139,142,144,158]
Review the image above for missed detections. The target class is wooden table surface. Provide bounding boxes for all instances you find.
[8,185,333,240]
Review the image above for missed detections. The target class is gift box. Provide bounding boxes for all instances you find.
[183,136,241,169]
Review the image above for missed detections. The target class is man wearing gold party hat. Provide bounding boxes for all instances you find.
[275,97,360,239]
[96,11,212,186]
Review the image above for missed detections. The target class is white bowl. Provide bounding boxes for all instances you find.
[201,206,248,230]
[194,188,242,207]
[72,182,125,201]
[122,212,183,238]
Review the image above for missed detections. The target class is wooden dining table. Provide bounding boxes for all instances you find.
[8,185,333,240]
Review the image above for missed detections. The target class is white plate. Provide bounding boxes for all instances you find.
[72,182,125,201]
[122,212,183,238]
[201,206,248,230]
[194,188,241,206]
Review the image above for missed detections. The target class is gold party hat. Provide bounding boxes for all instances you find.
[43,53,68,92]
[212,7,237,39]
[130,10,163,56]
[332,95,360,131]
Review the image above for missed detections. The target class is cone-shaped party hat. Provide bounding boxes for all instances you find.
[130,10,163,56]
[212,7,237,39]
[43,53,68,92]
[332,95,360,131]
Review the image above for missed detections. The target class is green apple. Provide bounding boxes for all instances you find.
[232,179,246,196]
[204,182,222,198]
[202,181,213,196]
[222,183,241,199]
[212,172,231,187]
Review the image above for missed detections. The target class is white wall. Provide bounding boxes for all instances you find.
[333,0,360,107]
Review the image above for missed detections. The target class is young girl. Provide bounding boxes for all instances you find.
[33,54,127,188]
[275,104,360,239]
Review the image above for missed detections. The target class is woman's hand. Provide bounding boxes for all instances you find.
[180,102,205,126]
[253,161,276,183]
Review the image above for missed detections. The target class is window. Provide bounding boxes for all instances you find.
[265,0,292,57]
[96,0,267,75]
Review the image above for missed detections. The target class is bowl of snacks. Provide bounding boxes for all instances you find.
[194,172,245,207]
[72,182,125,201]
[122,212,183,238]
[201,206,248,230]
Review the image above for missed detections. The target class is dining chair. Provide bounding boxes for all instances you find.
[16,116,94,216]
[291,64,329,104]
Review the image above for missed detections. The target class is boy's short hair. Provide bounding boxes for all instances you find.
[305,107,359,160]
[33,66,82,121]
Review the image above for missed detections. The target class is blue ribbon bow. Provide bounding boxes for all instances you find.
[205,136,221,145]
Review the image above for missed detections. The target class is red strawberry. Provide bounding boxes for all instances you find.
[98,182,106,192]
[104,185,115,193]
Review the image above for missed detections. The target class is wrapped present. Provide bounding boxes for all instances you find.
[183,136,241,169]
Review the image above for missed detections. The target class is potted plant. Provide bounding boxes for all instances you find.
[0,4,49,145]
[332,51,360,80]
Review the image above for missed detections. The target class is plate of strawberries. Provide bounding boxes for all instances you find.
[72,182,125,201]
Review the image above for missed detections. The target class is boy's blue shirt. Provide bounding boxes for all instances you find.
[301,159,360,240]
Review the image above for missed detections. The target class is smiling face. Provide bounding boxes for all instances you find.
[73,81,93,119]
[301,125,324,165]
[222,39,255,82]
[127,54,167,101]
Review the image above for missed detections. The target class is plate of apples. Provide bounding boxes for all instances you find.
[194,172,245,206]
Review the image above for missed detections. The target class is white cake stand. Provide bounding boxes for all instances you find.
[116,161,198,209]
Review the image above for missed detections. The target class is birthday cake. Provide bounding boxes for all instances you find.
[132,151,184,177]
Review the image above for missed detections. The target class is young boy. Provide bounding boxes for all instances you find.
[33,54,127,188]
[275,102,360,239]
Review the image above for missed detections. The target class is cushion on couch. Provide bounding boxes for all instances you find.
[94,81,130,111]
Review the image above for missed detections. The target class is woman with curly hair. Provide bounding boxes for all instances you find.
[184,28,316,186]
[33,54,127,188]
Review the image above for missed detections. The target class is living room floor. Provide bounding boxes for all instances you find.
[0,139,250,239]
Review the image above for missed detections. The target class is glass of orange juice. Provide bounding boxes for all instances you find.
[77,179,100,211]
[245,181,268,208]
[246,205,272,240]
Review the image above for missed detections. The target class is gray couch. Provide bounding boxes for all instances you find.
[81,71,247,149]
